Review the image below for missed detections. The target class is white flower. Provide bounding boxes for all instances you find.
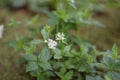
[0,24,4,38]
[56,32,66,42]
[45,39,57,49]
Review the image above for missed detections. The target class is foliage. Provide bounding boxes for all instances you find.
[10,25,120,80]
[1,0,119,11]
[7,0,120,80]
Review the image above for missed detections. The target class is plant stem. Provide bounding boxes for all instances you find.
[37,72,40,80]
[37,55,40,80]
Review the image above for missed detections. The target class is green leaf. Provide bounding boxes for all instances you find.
[55,67,67,79]
[86,75,95,80]
[23,54,37,61]
[55,72,63,79]
[26,62,38,72]
[68,2,76,9]
[114,62,120,71]
[38,47,52,71]
[112,43,118,59]
[53,48,62,59]
[103,56,115,69]
[24,45,36,54]
[78,60,93,72]
[54,9,72,22]
[60,67,66,75]
[41,28,48,40]
[63,45,73,57]
[65,60,75,69]
[44,11,59,26]
[39,47,51,62]
[31,15,39,24]
[52,61,63,69]
[27,15,39,25]
[53,9,66,19]
[86,54,97,64]
[64,45,71,53]
[28,27,41,36]
[104,75,112,80]
[39,62,52,71]
[30,71,37,77]
[107,71,120,80]
[86,75,104,80]
[95,76,104,80]
[15,38,25,51]
[80,44,89,55]
[94,63,107,71]
[30,39,43,44]
[8,17,20,27]
[64,71,73,80]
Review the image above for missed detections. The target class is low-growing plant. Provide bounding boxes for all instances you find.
[10,25,120,80]
[7,0,120,80]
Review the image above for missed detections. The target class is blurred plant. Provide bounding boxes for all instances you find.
[44,0,105,47]
[1,0,119,12]
[7,0,120,80]
[8,17,21,27]
[10,25,120,80]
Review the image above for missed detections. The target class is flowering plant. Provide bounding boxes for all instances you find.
[7,0,120,80]
[45,39,57,49]
[13,25,120,80]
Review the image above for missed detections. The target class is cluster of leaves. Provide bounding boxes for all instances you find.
[8,0,120,80]
[11,25,120,80]
[45,0,106,32]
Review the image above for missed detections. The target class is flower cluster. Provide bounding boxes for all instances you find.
[56,32,66,42]
[45,32,66,49]
[45,39,57,49]
[0,25,4,39]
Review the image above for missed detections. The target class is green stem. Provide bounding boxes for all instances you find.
[56,19,61,33]
[37,72,40,80]
[37,55,40,80]
[56,23,59,33]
